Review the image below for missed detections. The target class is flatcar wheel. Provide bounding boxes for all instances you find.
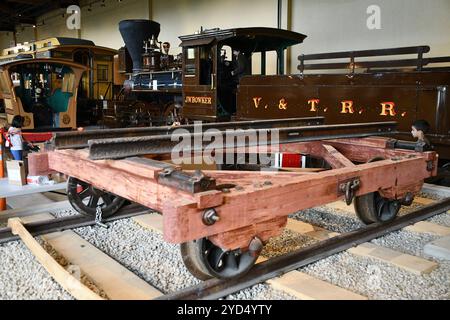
[354,191,401,224]
[180,238,259,280]
[67,177,125,218]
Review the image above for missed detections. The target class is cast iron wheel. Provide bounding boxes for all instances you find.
[180,238,260,280]
[354,191,401,224]
[67,177,126,218]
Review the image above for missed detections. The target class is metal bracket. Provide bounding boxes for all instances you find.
[158,169,216,194]
[426,160,434,172]
[202,208,220,226]
[401,192,414,206]
[338,178,361,205]
[95,206,109,229]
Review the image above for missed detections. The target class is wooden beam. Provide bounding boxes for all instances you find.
[43,231,163,299]
[0,25,16,32]
[6,0,48,4]
[348,243,438,275]
[278,138,436,162]
[48,150,198,212]
[164,157,431,247]
[268,271,367,300]
[322,144,355,169]
[0,200,70,223]
[7,218,103,300]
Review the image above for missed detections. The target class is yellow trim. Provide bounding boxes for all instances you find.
[1,38,117,59]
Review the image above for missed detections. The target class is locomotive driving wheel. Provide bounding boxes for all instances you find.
[353,157,401,224]
[67,177,125,218]
[163,103,182,126]
[180,238,261,280]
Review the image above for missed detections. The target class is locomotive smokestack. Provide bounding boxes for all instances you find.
[119,19,161,73]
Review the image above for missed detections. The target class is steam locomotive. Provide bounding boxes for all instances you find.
[111,20,450,174]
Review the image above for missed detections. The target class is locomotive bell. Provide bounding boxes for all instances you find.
[145,35,162,72]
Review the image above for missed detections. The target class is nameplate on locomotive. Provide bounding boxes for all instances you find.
[185,96,212,105]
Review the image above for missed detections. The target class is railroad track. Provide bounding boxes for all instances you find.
[157,198,450,300]
[1,187,449,300]
[0,204,151,244]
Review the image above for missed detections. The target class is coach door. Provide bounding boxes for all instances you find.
[182,43,218,122]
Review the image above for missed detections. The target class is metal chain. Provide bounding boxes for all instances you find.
[95,205,109,229]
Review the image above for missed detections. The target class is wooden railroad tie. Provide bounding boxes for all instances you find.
[9,213,163,300]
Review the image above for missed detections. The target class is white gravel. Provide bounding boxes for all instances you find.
[290,198,450,300]
[427,214,450,227]
[48,206,294,299]
[300,250,450,300]
[291,208,364,233]
[0,240,73,300]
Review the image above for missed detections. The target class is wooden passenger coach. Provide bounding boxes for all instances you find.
[0,37,117,128]
[0,58,87,130]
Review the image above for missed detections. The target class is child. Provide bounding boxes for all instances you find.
[7,115,32,161]
[411,119,431,149]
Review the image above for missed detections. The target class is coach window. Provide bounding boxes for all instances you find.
[0,72,11,95]
[184,47,196,77]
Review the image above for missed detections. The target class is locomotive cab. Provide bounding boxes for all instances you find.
[179,27,306,122]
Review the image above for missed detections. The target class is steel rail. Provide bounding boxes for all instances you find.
[87,121,398,160]
[52,117,324,149]
[0,204,151,244]
[157,198,450,300]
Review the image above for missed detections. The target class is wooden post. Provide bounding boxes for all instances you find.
[8,218,104,300]
[0,128,6,210]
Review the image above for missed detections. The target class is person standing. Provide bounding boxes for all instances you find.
[230,49,250,80]
[7,115,32,161]
[411,119,432,150]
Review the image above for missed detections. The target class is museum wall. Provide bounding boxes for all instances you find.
[81,0,149,49]
[290,0,450,72]
[0,0,149,52]
[152,0,279,73]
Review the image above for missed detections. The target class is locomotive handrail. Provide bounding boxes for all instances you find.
[298,46,430,61]
[297,57,450,71]
[297,45,439,72]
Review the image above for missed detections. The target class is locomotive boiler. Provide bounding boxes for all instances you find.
[105,20,183,127]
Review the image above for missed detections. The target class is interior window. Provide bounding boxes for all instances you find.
[9,63,75,128]
[184,47,196,76]
[0,72,11,94]
[11,72,20,87]
[97,64,109,82]
[252,52,262,75]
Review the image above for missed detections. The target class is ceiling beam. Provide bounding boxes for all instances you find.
[0,3,18,15]
[2,16,37,25]
[6,0,48,4]
[0,25,16,32]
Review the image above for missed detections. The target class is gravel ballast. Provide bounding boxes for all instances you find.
[1,192,449,300]
[0,240,73,300]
